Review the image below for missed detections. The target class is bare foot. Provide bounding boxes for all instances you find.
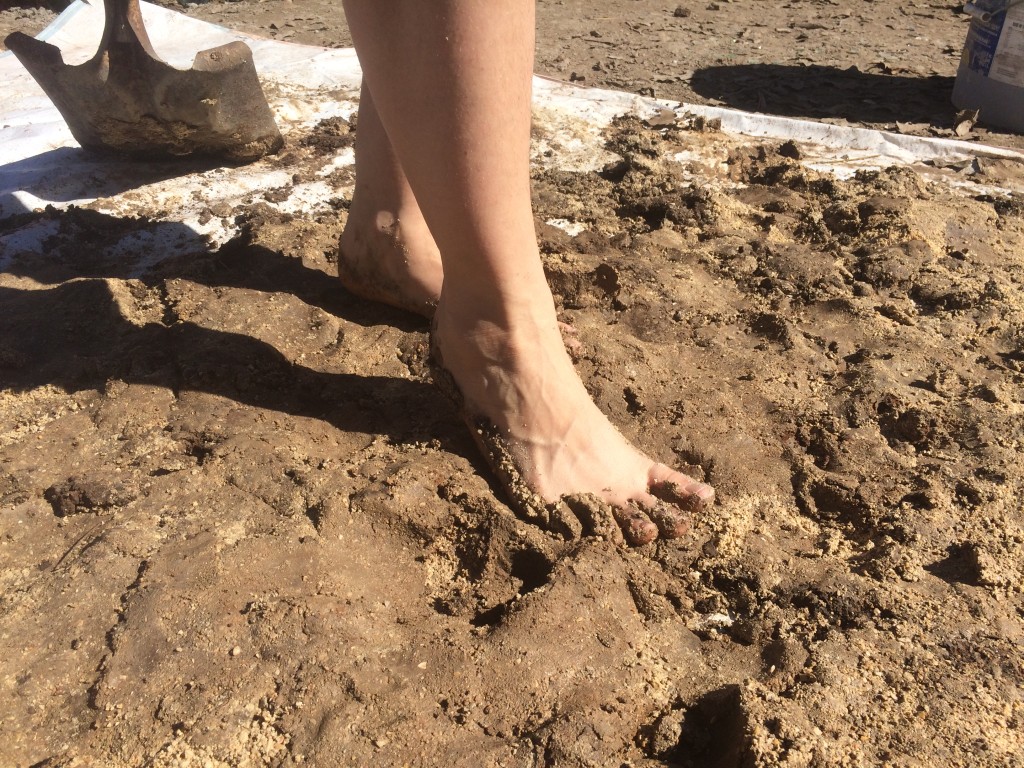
[337,83,443,317]
[340,86,710,541]
[431,292,715,546]
[338,203,443,318]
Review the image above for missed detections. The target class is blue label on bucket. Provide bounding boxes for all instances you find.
[964,2,1007,76]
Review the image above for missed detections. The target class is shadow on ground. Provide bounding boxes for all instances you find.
[690,63,958,128]
[0,207,447,448]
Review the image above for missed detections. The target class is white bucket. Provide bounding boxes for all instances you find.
[952,0,1024,132]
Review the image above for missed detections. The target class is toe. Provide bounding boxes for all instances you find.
[612,502,659,545]
[562,493,626,546]
[640,498,691,538]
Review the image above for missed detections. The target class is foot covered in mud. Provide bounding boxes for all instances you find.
[429,299,715,546]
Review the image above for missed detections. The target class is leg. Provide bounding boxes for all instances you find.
[338,83,443,317]
[341,0,714,544]
[339,85,585,346]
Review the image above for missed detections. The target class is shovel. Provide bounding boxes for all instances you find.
[5,0,283,162]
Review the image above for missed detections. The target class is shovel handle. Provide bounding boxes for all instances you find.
[98,0,157,58]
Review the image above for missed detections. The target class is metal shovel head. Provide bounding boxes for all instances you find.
[6,4,283,162]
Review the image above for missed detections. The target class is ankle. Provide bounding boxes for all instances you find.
[438,263,559,329]
[436,289,559,349]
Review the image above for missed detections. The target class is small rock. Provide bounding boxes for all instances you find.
[954,108,979,137]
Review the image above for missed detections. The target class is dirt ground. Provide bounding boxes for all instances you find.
[2,1,1023,767]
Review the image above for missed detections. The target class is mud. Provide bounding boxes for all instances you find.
[3,2,1024,767]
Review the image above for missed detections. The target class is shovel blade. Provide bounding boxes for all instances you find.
[6,26,283,162]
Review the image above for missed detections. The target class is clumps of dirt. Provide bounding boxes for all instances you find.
[299,115,356,153]
[231,201,344,265]
[2,112,1023,767]
[973,191,1024,224]
[3,205,157,279]
[602,115,721,234]
[44,474,140,517]
[528,116,1024,766]
[246,114,358,193]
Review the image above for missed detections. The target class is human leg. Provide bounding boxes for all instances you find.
[341,0,714,543]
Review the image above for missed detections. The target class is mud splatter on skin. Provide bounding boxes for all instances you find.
[2,74,1023,768]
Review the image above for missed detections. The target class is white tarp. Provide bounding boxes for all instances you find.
[2,0,1023,270]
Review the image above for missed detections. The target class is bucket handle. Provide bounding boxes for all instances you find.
[963,0,1024,22]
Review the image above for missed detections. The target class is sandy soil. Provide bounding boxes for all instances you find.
[2,2,1024,767]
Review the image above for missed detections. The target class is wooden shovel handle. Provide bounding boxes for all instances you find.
[97,0,157,58]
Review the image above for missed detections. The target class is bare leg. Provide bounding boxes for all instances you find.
[338,83,443,317]
[341,0,714,543]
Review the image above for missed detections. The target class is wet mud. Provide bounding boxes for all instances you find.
[2,99,1022,767]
